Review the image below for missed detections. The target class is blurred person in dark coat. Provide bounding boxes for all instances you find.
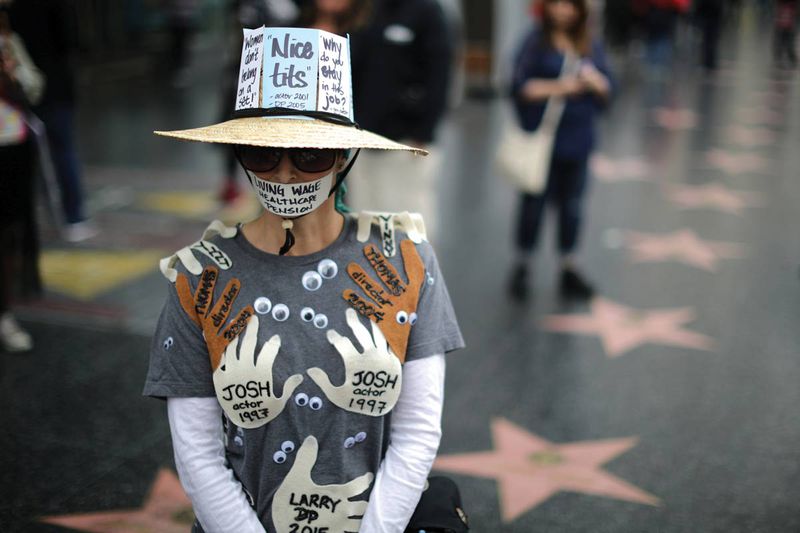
[0,6,43,351]
[345,0,453,240]
[9,0,97,242]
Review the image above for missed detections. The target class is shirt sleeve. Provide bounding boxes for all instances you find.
[360,354,446,532]
[143,275,216,399]
[405,243,465,363]
[168,397,266,533]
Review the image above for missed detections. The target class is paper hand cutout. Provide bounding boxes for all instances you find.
[272,436,373,533]
[176,265,255,371]
[212,315,303,428]
[355,211,427,257]
[308,308,402,416]
[160,220,237,282]
[342,239,425,362]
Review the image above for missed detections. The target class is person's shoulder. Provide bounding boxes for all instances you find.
[159,220,240,284]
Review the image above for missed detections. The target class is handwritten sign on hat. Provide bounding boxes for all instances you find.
[235,27,353,122]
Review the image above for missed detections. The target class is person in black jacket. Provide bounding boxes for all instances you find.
[344,0,453,239]
[9,0,96,242]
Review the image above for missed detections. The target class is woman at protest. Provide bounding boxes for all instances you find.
[0,8,43,352]
[144,25,464,533]
[508,0,613,301]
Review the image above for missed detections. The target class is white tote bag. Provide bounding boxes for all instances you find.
[495,53,576,194]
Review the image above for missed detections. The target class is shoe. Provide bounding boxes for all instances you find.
[508,263,529,301]
[0,313,32,352]
[559,267,594,300]
[63,221,99,243]
[219,180,242,205]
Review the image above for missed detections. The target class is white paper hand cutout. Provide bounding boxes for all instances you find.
[355,211,427,257]
[272,436,373,533]
[308,308,403,416]
[160,220,238,282]
[212,315,303,428]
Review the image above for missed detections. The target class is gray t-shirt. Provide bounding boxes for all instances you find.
[144,214,463,533]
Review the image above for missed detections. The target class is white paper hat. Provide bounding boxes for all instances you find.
[154,27,426,155]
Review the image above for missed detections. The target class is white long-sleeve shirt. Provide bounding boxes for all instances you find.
[168,354,446,533]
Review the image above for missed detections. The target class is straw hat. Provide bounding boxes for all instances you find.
[154,27,427,156]
[155,116,427,155]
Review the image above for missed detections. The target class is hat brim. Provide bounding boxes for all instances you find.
[154,117,428,156]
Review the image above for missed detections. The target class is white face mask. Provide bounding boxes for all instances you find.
[248,171,335,218]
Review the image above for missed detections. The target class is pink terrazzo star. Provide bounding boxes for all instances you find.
[652,107,697,131]
[540,298,715,357]
[434,418,659,523]
[724,126,777,147]
[624,229,745,271]
[704,149,769,173]
[591,154,653,182]
[667,182,763,214]
[40,469,194,533]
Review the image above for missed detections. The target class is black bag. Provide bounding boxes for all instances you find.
[404,476,470,533]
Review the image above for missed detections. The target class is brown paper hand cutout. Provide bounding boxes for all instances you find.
[175,265,255,371]
[342,240,425,363]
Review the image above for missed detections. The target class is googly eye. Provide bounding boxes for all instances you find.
[355,431,367,443]
[234,436,244,447]
[272,303,290,322]
[302,271,323,291]
[344,436,356,449]
[273,451,287,464]
[317,259,338,279]
[301,307,316,322]
[254,296,272,315]
[281,440,295,454]
[163,336,174,350]
[409,312,418,326]
[426,273,435,285]
[236,427,244,436]
[294,392,309,407]
[313,313,328,329]
[396,311,409,325]
[309,396,323,410]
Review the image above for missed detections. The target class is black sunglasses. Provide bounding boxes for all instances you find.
[234,145,338,174]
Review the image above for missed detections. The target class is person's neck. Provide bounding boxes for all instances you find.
[242,200,345,257]
[551,31,576,53]
[313,14,340,35]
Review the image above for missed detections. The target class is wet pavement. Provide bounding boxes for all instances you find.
[2,7,800,533]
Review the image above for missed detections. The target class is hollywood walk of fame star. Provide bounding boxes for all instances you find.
[40,469,194,533]
[624,229,745,271]
[724,126,777,147]
[652,107,697,131]
[433,418,660,523]
[705,149,768,173]
[667,182,764,215]
[540,298,715,357]
[591,154,653,183]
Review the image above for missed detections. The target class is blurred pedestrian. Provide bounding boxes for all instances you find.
[9,0,97,242]
[166,0,200,88]
[508,0,613,301]
[298,0,370,34]
[774,0,798,67]
[694,0,724,70]
[0,6,43,352]
[634,0,690,72]
[345,0,453,240]
[217,0,300,205]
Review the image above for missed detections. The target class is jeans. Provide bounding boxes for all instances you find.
[515,156,590,255]
[36,103,86,224]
